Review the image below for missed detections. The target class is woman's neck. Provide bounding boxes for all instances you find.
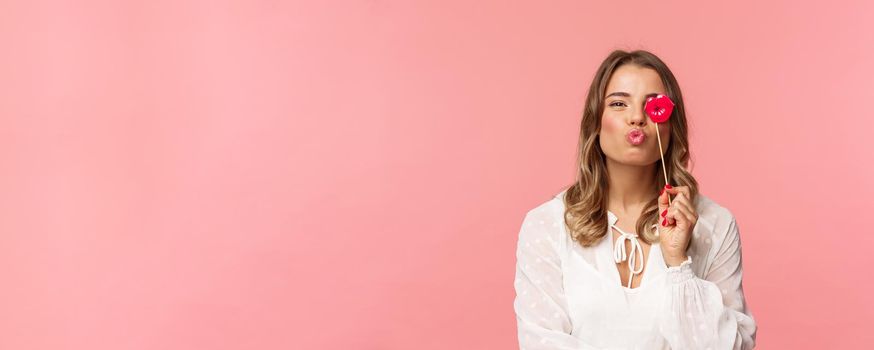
[606,158,657,214]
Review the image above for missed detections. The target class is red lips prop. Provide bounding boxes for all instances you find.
[645,94,674,123]
[645,94,675,206]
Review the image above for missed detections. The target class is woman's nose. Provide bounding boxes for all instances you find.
[630,107,647,126]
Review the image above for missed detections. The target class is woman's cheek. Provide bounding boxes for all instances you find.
[601,115,621,134]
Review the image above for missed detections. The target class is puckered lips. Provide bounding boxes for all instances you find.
[626,128,646,146]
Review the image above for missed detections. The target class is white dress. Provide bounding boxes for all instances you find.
[513,188,757,349]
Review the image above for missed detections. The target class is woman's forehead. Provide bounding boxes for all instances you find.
[605,65,665,97]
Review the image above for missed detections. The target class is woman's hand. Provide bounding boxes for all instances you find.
[657,185,698,267]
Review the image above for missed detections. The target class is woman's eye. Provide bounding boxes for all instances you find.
[609,101,627,107]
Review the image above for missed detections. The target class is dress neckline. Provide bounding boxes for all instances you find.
[608,210,661,291]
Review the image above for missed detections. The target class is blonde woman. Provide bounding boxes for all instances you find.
[513,50,757,349]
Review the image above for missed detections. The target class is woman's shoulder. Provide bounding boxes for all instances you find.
[522,187,569,218]
[516,188,569,245]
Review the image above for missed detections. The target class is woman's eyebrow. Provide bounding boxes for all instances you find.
[605,92,661,99]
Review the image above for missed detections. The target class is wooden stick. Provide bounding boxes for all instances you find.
[654,122,672,206]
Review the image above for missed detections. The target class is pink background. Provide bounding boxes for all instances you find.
[1,1,872,349]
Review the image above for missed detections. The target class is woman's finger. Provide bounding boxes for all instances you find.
[658,186,671,211]
[662,198,678,226]
[664,207,676,226]
[667,205,687,227]
[666,192,691,225]
[670,193,694,217]
[665,186,691,200]
[670,201,695,228]
[670,206,694,226]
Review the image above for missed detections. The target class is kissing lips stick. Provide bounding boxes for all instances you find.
[645,94,675,206]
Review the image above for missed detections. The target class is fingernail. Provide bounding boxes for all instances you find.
[661,209,667,217]
[661,218,667,226]
[659,188,665,195]
[665,184,672,189]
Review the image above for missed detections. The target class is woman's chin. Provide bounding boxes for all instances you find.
[620,154,658,166]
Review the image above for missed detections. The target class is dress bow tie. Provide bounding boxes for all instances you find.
[610,222,662,289]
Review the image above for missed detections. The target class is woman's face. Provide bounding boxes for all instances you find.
[599,64,671,167]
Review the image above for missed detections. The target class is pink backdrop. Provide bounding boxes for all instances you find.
[2,1,872,349]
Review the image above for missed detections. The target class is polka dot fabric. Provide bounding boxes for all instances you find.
[513,189,758,349]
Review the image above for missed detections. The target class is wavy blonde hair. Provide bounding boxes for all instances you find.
[563,49,699,247]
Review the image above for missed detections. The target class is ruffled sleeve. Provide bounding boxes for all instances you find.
[513,210,598,350]
[657,216,758,349]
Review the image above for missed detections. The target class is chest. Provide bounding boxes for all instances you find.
[562,228,668,338]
